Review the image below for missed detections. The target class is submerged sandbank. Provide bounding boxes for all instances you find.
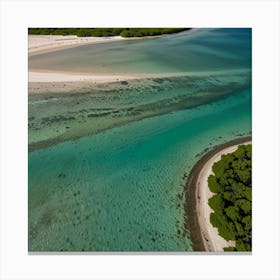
[185,136,252,251]
[28,69,251,94]
[28,71,190,93]
[28,74,251,152]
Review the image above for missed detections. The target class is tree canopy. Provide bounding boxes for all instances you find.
[207,144,252,251]
[28,28,190,37]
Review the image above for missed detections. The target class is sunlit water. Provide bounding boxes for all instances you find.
[28,28,252,251]
[29,28,251,74]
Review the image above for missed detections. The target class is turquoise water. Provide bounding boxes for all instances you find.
[28,28,252,251]
[29,28,251,74]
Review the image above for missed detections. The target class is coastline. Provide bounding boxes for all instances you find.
[184,136,252,251]
[28,30,194,57]
[28,35,127,56]
[28,29,199,89]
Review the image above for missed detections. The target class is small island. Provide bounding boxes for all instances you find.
[208,144,252,251]
[185,138,252,252]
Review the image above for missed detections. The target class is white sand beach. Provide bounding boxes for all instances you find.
[28,35,126,56]
[196,141,251,251]
[28,70,191,83]
[29,71,141,83]
[28,71,191,94]
[28,31,194,56]
[28,34,186,92]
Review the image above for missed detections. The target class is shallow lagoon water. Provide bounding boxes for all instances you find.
[29,89,251,251]
[29,28,252,74]
[28,71,250,148]
[28,28,252,251]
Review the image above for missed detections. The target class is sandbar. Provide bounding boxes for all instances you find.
[28,71,189,94]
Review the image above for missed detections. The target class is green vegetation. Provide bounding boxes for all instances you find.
[28,28,190,37]
[208,144,252,251]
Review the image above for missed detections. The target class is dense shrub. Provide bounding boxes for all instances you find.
[28,28,190,37]
[223,247,235,251]
[208,175,222,193]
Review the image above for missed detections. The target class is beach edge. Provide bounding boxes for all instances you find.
[184,136,252,251]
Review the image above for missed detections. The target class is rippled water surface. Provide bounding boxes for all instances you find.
[28,28,252,251]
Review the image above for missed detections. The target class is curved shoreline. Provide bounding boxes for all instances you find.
[28,30,194,57]
[28,35,127,56]
[184,136,252,251]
